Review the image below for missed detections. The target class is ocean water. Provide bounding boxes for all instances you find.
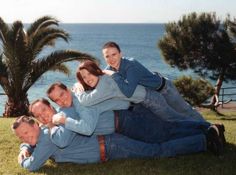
[0,24,235,115]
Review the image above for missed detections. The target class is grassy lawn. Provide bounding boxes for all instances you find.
[0,110,236,175]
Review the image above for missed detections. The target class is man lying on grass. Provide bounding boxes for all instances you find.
[13,115,225,172]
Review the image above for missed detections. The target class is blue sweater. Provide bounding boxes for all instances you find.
[76,74,146,106]
[61,92,129,136]
[20,127,100,171]
[106,57,163,97]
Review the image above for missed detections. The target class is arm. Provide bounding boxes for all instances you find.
[19,133,57,171]
[111,65,141,97]
[64,100,100,136]
[94,98,130,114]
[76,75,117,106]
[50,124,77,148]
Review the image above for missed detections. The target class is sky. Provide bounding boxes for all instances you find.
[1,0,236,23]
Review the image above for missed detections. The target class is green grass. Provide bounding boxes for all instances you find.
[1,110,236,175]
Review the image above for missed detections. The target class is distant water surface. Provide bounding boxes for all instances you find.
[0,24,235,115]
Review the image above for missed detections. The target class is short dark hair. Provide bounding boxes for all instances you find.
[76,60,104,91]
[29,98,51,115]
[12,115,35,130]
[102,41,121,53]
[47,82,68,101]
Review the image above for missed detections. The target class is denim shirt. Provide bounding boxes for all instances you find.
[20,127,100,171]
[106,57,162,97]
[62,92,129,136]
[77,74,146,106]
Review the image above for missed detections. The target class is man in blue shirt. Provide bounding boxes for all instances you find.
[13,115,209,172]
[29,97,224,155]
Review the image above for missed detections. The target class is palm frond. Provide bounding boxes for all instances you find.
[0,17,10,44]
[29,28,70,59]
[27,16,59,37]
[50,63,71,75]
[24,50,97,91]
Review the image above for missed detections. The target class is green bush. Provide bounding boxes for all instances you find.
[174,76,214,106]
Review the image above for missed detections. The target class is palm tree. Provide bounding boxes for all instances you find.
[0,16,96,117]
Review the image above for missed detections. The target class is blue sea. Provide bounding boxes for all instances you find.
[0,24,235,115]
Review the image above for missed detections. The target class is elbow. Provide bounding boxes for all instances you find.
[80,101,90,106]
[23,164,40,172]
[57,142,69,148]
[85,129,93,136]
[124,92,133,98]
[84,125,95,136]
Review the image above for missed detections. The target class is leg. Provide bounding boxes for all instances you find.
[142,88,190,121]
[105,133,206,160]
[160,79,205,121]
[116,106,210,143]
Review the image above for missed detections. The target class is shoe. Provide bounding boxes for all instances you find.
[206,125,223,156]
[215,124,226,146]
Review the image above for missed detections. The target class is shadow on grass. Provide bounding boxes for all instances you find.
[37,143,236,175]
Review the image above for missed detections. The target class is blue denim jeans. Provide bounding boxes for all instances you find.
[105,133,206,160]
[142,88,194,121]
[160,78,205,121]
[116,105,210,143]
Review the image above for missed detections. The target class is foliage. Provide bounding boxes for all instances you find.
[158,12,236,109]
[0,16,96,117]
[159,12,236,79]
[174,76,214,106]
[1,110,236,175]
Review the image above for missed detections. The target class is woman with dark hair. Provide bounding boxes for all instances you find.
[76,60,190,121]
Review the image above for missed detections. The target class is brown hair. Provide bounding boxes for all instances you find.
[102,41,121,52]
[76,60,104,91]
[12,115,35,130]
[47,82,68,101]
[29,98,51,115]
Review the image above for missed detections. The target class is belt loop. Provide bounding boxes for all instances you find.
[114,111,119,132]
[156,77,166,91]
[98,135,106,162]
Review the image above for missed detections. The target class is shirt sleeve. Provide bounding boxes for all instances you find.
[111,65,141,97]
[76,76,116,106]
[65,100,99,136]
[95,99,130,114]
[20,135,57,171]
[50,125,77,148]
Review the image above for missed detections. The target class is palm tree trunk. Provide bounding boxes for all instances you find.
[3,95,29,117]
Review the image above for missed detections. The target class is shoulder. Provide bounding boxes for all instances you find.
[122,57,139,66]
[101,74,112,81]
[41,127,50,136]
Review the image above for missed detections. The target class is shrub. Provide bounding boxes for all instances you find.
[174,76,214,106]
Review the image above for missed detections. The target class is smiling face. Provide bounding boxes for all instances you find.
[102,47,122,70]
[48,86,72,108]
[31,101,55,124]
[79,69,99,88]
[15,122,40,146]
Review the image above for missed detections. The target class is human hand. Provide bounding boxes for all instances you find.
[72,82,84,93]
[102,70,115,76]
[18,149,30,164]
[52,113,66,125]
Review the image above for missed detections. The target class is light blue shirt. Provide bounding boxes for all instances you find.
[20,127,101,171]
[61,92,129,136]
[76,74,146,106]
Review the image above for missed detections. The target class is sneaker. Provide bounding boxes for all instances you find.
[206,125,223,156]
[215,124,226,146]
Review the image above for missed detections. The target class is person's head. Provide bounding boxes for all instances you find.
[29,98,55,124]
[102,41,122,70]
[76,60,104,90]
[47,82,72,108]
[12,115,40,146]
